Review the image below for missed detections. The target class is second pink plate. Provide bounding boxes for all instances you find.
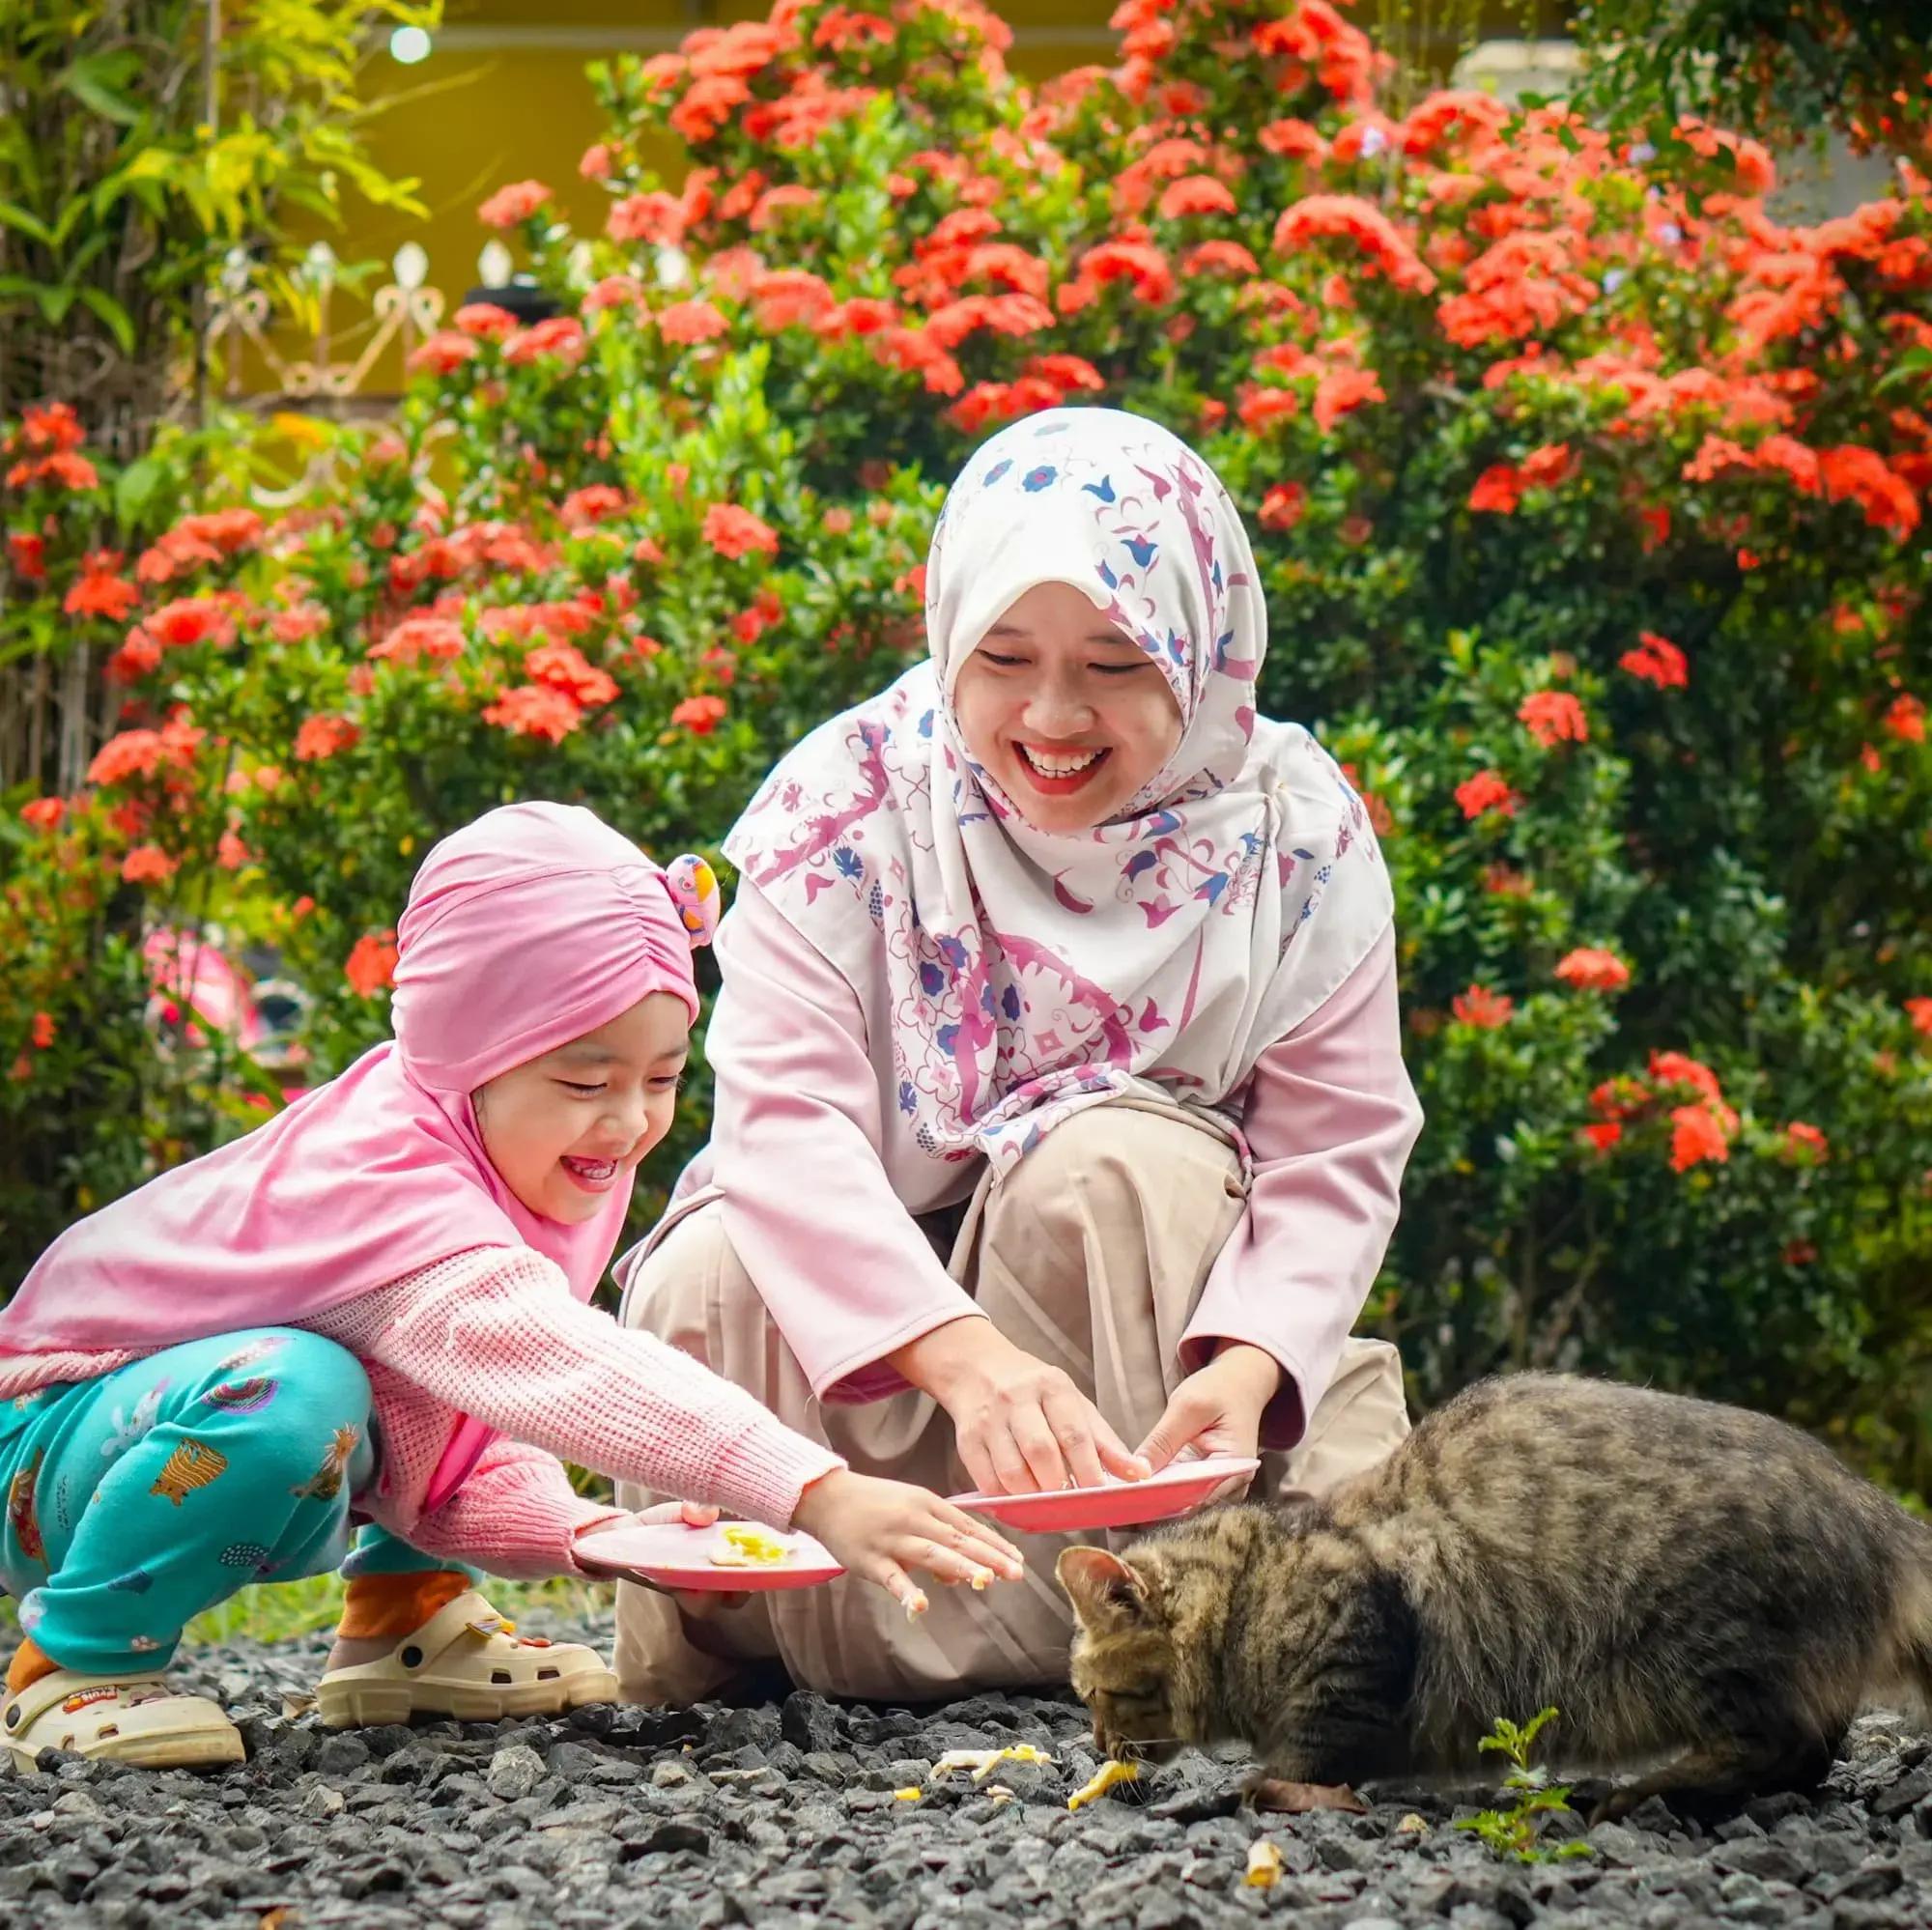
[948,1454,1261,1533]
[574,1520,844,1592]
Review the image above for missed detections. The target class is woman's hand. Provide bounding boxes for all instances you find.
[894,1317,1150,1495]
[790,1467,1024,1616]
[1135,1343,1285,1500]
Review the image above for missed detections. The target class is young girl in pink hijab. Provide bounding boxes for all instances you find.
[0,803,1019,1769]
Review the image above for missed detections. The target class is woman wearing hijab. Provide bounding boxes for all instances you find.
[616,409,1424,1700]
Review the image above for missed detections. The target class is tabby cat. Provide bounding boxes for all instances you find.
[1059,1373,1932,1817]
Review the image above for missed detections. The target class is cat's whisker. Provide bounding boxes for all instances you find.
[1114,1736,1182,1762]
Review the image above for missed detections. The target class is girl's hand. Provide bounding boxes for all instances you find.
[1135,1343,1284,1503]
[573,1500,724,1589]
[895,1318,1150,1495]
[631,1501,721,1529]
[790,1468,1024,1616]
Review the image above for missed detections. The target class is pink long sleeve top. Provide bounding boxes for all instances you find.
[0,1247,842,1578]
[668,882,1423,1453]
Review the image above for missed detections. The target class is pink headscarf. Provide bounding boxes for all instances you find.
[2,803,718,1359]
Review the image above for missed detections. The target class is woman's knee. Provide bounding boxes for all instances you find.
[993,1103,1240,1233]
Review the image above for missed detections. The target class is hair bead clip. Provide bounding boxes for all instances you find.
[664,853,723,949]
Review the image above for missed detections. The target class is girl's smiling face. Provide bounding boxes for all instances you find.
[951,581,1184,833]
[472,989,690,1224]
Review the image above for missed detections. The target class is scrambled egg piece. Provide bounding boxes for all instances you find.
[1244,1840,1283,1888]
[708,1525,791,1568]
[894,1787,923,1802]
[1067,1759,1142,1810]
[932,1744,1058,1785]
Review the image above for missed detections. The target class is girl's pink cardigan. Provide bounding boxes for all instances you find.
[0,1248,842,1578]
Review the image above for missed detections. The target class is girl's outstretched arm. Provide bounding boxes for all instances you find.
[403,1433,627,1578]
[314,1248,845,1528]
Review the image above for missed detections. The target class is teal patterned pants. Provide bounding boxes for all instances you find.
[1,1328,469,1676]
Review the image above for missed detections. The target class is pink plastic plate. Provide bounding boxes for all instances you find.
[948,1455,1262,1533]
[573,1520,844,1592]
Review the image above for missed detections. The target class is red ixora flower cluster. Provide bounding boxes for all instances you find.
[1517,690,1589,748]
[481,638,624,745]
[1555,948,1631,992]
[344,930,400,997]
[1454,769,1520,821]
[4,401,99,492]
[1468,444,1577,515]
[701,503,781,559]
[1451,983,1513,1029]
[477,180,554,230]
[1580,1051,1742,1172]
[1620,632,1689,690]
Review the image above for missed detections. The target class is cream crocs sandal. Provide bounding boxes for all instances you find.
[2,1668,244,1771]
[314,1590,618,1728]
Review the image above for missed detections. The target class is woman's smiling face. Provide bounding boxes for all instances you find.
[951,581,1184,833]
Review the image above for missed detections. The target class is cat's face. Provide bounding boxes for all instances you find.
[1057,1546,1191,1763]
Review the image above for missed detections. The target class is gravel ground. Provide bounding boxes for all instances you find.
[4,1608,1930,1929]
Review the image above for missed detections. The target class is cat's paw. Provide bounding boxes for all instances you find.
[1586,1787,1635,1828]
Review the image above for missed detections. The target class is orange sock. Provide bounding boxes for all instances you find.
[336,1569,472,1642]
[5,1637,58,1696]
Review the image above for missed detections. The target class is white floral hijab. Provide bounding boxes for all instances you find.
[724,408,1394,1174]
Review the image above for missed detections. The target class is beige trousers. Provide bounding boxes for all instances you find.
[614,1099,1409,1702]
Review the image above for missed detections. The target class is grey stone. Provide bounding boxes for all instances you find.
[1871,1767,1932,1820]
[1317,1835,1374,1873]
[544,1740,612,1781]
[1589,1822,1650,1866]
[484,1744,547,1802]
[704,1706,781,1756]
[311,1733,371,1774]
[781,1691,841,1755]
[298,1782,345,1821]
[1718,1838,1808,1885]
[628,1818,710,1857]
[801,1749,855,1785]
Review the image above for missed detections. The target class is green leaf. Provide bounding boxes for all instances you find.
[0,201,56,247]
[57,53,145,126]
[123,150,177,185]
[77,285,136,354]
[111,456,168,531]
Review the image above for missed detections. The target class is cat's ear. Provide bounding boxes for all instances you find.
[1056,1547,1152,1627]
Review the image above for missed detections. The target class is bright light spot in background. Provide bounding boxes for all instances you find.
[389,25,433,64]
